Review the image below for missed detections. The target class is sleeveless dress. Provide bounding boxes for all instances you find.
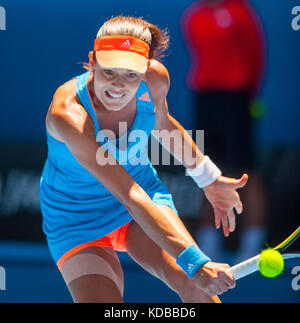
[39,71,178,263]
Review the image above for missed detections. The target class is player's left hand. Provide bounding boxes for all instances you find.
[203,174,248,237]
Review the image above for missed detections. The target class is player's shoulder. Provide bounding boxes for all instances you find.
[46,78,88,140]
[146,59,170,101]
[51,78,80,112]
[49,77,88,120]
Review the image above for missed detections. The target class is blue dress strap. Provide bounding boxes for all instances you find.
[75,71,100,134]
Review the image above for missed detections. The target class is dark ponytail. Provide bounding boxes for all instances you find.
[141,20,170,60]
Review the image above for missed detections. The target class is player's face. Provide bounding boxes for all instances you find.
[92,58,145,112]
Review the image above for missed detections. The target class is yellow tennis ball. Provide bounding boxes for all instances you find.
[258,249,284,278]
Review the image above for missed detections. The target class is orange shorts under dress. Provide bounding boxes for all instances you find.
[57,221,132,270]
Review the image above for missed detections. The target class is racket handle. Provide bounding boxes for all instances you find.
[228,255,260,280]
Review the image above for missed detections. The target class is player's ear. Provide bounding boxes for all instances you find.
[88,51,94,65]
[141,73,147,82]
[88,51,95,73]
[142,60,151,82]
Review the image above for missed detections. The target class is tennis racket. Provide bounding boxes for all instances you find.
[229,226,300,280]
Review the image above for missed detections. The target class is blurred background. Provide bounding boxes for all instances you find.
[0,0,299,302]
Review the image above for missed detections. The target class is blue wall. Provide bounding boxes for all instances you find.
[0,0,299,144]
[251,0,300,145]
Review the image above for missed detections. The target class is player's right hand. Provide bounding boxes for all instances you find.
[193,262,236,296]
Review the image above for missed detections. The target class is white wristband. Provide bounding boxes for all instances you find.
[185,156,222,188]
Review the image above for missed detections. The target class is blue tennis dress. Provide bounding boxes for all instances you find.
[39,71,178,264]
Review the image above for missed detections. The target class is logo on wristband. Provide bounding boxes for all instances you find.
[176,245,211,279]
[188,263,196,275]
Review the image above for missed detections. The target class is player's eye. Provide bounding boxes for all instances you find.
[103,69,114,76]
[125,72,138,79]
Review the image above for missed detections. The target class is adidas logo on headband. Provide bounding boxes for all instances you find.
[120,39,131,49]
[94,36,149,59]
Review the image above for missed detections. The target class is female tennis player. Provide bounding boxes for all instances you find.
[39,16,248,303]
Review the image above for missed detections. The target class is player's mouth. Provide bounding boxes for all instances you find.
[105,90,126,99]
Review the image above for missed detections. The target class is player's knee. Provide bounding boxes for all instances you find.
[68,274,124,303]
[60,249,124,300]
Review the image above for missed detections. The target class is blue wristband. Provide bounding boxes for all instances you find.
[176,245,211,279]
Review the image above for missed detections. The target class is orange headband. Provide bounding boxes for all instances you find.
[94,36,150,59]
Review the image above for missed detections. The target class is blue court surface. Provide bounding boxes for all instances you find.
[0,241,298,303]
